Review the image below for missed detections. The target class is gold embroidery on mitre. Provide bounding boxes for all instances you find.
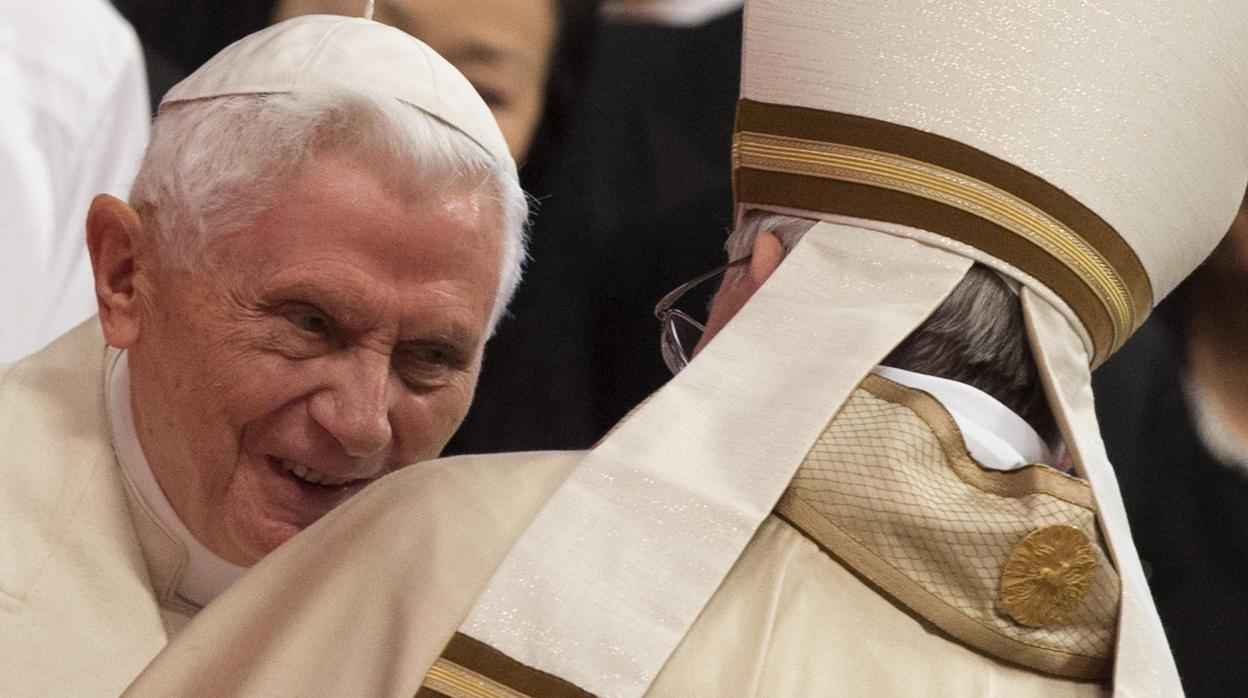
[733,131,1135,355]
[1000,525,1099,628]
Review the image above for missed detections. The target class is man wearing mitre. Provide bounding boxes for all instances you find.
[123,1,1247,696]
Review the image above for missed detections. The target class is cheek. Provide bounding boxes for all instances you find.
[492,100,543,160]
[493,113,527,160]
[392,379,478,460]
[221,357,324,433]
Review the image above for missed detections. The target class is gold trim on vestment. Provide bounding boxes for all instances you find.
[732,99,1153,367]
[420,659,529,698]
[1000,525,1099,628]
[860,375,1096,510]
[774,375,1115,681]
[419,633,597,698]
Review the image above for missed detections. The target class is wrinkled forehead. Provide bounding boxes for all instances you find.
[190,156,505,329]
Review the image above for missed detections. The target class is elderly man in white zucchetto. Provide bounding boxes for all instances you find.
[0,14,525,697]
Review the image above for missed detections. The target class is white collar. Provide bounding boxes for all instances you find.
[105,351,246,608]
[872,365,1054,470]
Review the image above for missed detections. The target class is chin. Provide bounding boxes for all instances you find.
[234,520,303,566]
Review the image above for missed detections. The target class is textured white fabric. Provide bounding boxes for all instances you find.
[162,14,513,174]
[872,365,1053,470]
[105,352,246,610]
[461,223,972,698]
[740,0,1248,303]
[1022,289,1179,697]
[0,0,149,363]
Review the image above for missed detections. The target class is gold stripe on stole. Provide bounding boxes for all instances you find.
[421,658,530,698]
[418,633,597,698]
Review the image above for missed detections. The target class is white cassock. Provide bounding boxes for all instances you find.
[0,321,243,696]
[0,0,149,363]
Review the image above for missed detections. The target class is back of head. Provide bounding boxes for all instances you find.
[729,211,1052,437]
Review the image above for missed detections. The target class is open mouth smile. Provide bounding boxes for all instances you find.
[267,455,364,487]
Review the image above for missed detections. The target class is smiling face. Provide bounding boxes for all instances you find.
[117,153,503,565]
[274,0,558,161]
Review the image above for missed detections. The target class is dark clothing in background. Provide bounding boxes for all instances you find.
[446,10,744,454]
[111,0,275,111]
[1093,299,1248,697]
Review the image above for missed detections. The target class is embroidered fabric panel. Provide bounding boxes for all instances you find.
[785,385,1119,666]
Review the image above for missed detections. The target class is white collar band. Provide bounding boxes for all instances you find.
[872,365,1054,470]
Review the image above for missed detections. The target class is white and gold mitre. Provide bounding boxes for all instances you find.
[160,14,514,174]
[734,0,1248,367]
[733,1,1248,695]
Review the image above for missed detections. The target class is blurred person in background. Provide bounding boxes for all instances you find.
[273,0,563,163]
[1094,191,1248,696]
[112,0,593,167]
[0,16,524,696]
[1,0,149,362]
[447,0,744,454]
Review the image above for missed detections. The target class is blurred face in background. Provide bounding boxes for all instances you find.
[274,0,559,161]
[1186,189,1248,342]
[1210,193,1248,282]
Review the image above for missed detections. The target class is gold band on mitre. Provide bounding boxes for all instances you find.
[732,99,1152,367]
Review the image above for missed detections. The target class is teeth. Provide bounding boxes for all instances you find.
[279,458,353,487]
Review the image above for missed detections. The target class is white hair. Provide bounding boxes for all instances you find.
[725,210,818,262]
[128,85,529,333]
[725,209,1053,438]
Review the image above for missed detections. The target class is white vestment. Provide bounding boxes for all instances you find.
[121,232,1130,697]
[0,321,236,695]
[0,0,149,363]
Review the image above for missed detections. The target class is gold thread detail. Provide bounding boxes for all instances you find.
[423,658,531,698]
[999,525,1099,628]
[732,131,1133,353]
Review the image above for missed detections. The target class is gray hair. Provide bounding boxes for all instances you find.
[128,86,529,333]
[726,211,1053,439]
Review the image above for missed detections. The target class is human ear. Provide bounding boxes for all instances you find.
[86,194,146,348]
[748,230,785,287]
[694,231,789,356]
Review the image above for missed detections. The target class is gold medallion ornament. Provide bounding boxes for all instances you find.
[999,525,1098,628]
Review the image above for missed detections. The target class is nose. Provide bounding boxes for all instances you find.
[307,352,394,459]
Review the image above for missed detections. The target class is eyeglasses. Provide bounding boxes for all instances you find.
[654,256,751,375]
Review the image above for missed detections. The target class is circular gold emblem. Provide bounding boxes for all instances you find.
[999,525,1098,628]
